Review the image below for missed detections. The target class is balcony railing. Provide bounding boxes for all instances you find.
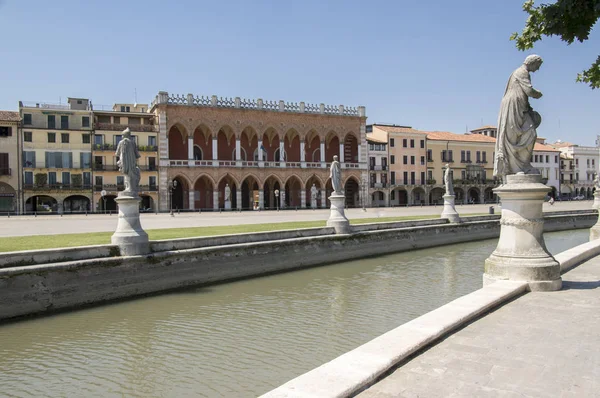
[24,183,92,191]
[139,165,158,171]
[93,143,158,152]
[95,123,157,132]
[370,183,387,188]
[369,165,388,171]
[93,164,119,171]
[0,168,11,176]
[167,160,363,169]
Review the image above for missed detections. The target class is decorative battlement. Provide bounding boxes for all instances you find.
[151,91,366,117]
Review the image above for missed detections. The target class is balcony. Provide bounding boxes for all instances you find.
[476,160,488,164]
[93,164,119,171]
[370,183,387,189]
[369,165,388,171]
[460,160,473,164]
[93,143,158,152]
[94,123,157,132]
[0,168,11,176]
[22,161,91,170]
[139,165,158,171]
[24,183,92,191]
[168,160,363,169]
[94,184,158,193]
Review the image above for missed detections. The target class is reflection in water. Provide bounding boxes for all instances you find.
[0,229,587,397]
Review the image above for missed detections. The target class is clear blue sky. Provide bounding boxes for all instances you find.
[1,0,598,145]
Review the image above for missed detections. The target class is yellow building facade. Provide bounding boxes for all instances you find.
[92,104,158,211]
[19,98,93,213]
[0,111,20,212]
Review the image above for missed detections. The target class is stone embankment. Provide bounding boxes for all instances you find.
[0,211,595,322]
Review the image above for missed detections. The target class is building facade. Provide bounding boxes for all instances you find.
[552,142,599,199]
[92,104,159,211]
[366,125,389,207]
[426,131,497,204]
[150,92,367,211]
[532,140,561,198]
[19,98,93,213]
[0,111,20,212]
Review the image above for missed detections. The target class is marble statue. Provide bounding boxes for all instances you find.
[594,174,600,190]
[444,164,454,196]
[224,183,231,201]
[311,184,318,200]
[494,54,544,181]
[115,128,141,196]
[330,155,342,194]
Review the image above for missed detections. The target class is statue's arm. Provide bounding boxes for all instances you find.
[516,70,542,99]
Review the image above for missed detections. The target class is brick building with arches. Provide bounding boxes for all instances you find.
[150,92,367,211]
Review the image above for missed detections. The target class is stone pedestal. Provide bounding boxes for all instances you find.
[111,195,149,256]
[590,191,600,240]
[327,194,350,234]
[311,198,317,209]
[441,194,460,223]
[484,174,561,291]
[225,199,231,210]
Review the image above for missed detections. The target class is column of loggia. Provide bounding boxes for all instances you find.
[257,138,264,166]
[300,141,306,168]
[187,136,195,210]
[212,136,219,210]
[321,189,327,208]
[339,142,345,163]
[279,141,285,166]
[320,141,325,166]
[235,136,241,165]
[258,189,264,209]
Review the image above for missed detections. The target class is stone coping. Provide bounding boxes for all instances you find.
[261,238,600,398]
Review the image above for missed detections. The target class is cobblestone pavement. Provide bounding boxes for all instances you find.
[358,254,600,398]
[0,201,592,237]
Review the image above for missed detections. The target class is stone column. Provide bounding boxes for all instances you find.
[213,191,219,210]
[320,141,325,163]
[279,141,285,164]
[300,141,306,164]
[236,190,242,210]
[188,191,195,210]
[339,143,345,163]
[188,137,194,160]
[258,189,264,209]
[301,189,306,208]
[321,189,327,208]
[280,191,286,209]
[484,174,561,291]
[212,137,218,162]
[258,139,264,161]
[235,138,241,161]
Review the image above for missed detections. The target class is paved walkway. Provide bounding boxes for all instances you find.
[358,254,600,397]
[0,201,592,237]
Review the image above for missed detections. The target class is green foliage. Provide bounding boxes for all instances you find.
[34,173,47,186]
[510,0,600,89]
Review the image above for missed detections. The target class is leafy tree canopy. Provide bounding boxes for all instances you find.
[510,0,600,88]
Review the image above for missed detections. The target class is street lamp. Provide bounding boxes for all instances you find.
[101,189,107,214]
[274,189,280,211]
[169,179,178,216]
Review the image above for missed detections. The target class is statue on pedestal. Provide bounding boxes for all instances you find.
[444,164,454,195]
[594,174,600,191]
[494,55,544,181]
[330,155,342,195]
[115,128,141,196]
[311,183,318,207]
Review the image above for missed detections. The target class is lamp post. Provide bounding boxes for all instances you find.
[169,179,178,216]
[101,189,107,214]
[274,189,280,211]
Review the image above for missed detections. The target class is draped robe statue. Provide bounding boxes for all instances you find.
[494,55,544,181]
[444,164,454,195]
[115,128,141,196]
[330,155,342,194]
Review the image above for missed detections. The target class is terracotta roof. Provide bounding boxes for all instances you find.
[534,142,561,152]
[426,131,497,143]
[470,125,497,131]
[0,111,19,122]
[549,141,575,148]
[366,135,387,144]
[373,125,426,135]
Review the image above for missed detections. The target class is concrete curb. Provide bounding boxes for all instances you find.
[260,280,528,398]
[556,238,600,274]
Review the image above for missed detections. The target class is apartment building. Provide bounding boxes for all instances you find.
[92,103,158,211]
[532,139,561,198]
[19,98,93,213]
[0,111,20,212]
[366,125,389,207]
[426,131,497,204]
[550,141,599,198]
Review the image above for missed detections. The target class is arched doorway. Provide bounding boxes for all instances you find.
[193,145,203,160]
[372,191,385,207]
[305,175,323,208]
[194,175,214,210]
[484,187,497,203]
[392,188,409,206]
[284,129,301,162]
[171,177,188,210]
[63,195,90,213]
[139,195,154,211]
[429,187,445,205]
[454,188,465,204]
[412,187,426,206]
[468,188,480,204]
[97,195,117,212]
[26,195,58,213]
[325,132,340,162]
[241,175,260,210]
[344,178,359,208]
[285,176,302,208]
[0,182,16,212]
[343,133,359,163]
[217,126,236,161]
[263,175,282,210]
[217,175,237,209]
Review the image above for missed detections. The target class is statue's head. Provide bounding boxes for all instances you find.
[333,155,338,161]
[445,163,449,168]
[524,55,543,72]
[122,127,131,138]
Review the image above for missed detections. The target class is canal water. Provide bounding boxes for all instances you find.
[0,229,588,397]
